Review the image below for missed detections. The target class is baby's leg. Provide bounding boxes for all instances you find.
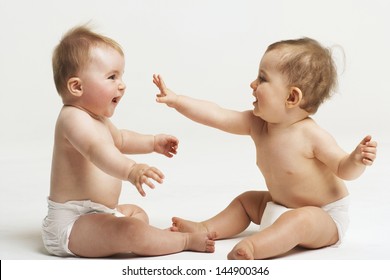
[68,213,216,257]
[172,191,272,240]
[117,204,149,223]
[227,206,339,260]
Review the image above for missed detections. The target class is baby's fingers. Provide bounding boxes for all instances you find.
[142,167,164,187]
[362,157,374,166]
[152,74,160,85]
[361,146,377,166]
[135,182,147,197]
[147,167,165,183]
[165,147,178,158]
[142,179,156,191]
[360,135,372,144]
[135,174,156,197]
[366,140,378,149]
[153,74,166,90]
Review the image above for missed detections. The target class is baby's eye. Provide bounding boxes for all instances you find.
[108,74,116,80]
[258,76,267,83]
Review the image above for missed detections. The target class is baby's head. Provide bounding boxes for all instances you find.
[52,25,124,98]
[266,38,337,114]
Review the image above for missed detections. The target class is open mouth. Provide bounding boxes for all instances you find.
[112,97,120,104]
[252,93,258,105]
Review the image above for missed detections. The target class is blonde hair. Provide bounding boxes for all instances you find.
[52,25,124,96]
[266,38,338,114]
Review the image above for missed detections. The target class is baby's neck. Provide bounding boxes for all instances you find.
[267,111,310,132]
[63,104,104,121]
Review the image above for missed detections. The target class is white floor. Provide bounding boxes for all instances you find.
[1,135,389,261]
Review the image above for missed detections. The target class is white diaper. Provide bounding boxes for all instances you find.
[259,196,350,246]
[41,198,125,257]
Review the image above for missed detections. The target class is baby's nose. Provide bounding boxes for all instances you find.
[120,81,126,91]
[250,80,257,89]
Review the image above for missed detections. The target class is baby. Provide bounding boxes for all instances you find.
[153,37,377,259]
[42,25,215,258]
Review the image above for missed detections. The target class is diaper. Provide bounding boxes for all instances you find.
[259,196,350,246]
[41,198,124,257]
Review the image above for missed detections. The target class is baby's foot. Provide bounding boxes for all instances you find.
[171,217,208,233]
[185,232,217,253]
[227,241,255,260]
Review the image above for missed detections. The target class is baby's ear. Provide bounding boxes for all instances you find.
[286,87,303,108]
[67,77,83,97]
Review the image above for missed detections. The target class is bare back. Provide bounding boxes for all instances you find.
[49,106,122,208]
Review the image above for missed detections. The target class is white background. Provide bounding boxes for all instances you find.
[1,0,389,264]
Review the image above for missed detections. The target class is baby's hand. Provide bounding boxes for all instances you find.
[154,134,179,158]
[355,135,377,166]
[153,74,178,107]
[128,163,165,196]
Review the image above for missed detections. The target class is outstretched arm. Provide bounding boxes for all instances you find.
[153,74,253,135]
[113,127,178,158]
[337,135,377,180]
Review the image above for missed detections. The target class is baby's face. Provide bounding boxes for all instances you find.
[250,50,290,122]
[77,46,126,118]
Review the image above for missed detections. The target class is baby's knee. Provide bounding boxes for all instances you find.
[118,204,149,224]
[132,206,149,223]
[235,190,261,203]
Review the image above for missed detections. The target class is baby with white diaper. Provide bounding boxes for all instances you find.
[42,25,215,258]
[153,37,377,259]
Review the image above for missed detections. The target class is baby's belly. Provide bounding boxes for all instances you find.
[50,176,122,209]
[266,177,348,208]
[85,182,122,208]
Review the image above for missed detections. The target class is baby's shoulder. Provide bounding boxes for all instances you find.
[58,106,98,124]
[56,106,103,134]
[297,117,323,133]
[298,118,335,144]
